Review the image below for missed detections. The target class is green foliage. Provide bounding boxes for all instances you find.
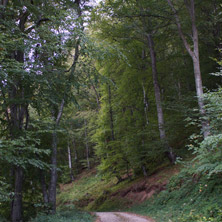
[29,206,93,222]
[130,78,222,221]
[57,171,116,208]
[0,132,50,169]
[186,86,222,177]
[0,0,94,219]
[130,172,222,222]
[0,178,12,203]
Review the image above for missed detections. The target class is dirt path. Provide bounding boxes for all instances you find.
[95,212,155,222]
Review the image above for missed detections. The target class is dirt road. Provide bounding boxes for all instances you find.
[95,212,155,222]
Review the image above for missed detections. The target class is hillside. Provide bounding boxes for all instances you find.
[57,160,222,222]
[57,164,180,216]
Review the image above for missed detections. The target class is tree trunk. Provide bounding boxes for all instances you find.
[142,83,149,126]
[67,143,75,181]
[141,140,148,177]
[47,0,82,213]
[166,0,210,138]
[142,165,148,177]
[108,85,115,141]
[84,120,90,170]
[88,73,101,110]
[11,167,23,222]
[72,139,79,174]
[40,170,49,204]
[10,10,29,222]
[48,100,64,214]
[48,130,57,214]
[147,33,175,163]
[147,34,165,139]
[193,56,209,138]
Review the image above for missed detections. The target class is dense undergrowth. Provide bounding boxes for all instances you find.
[28,206,93,222]
[56,160,222,222]
[130,166,222,222]
[57,170,136,211]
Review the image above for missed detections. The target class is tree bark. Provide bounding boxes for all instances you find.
[91,81,101,109]
[47,0,83,213]
[84,120,90,170]
[141,139,148,177]
[147,33,175,163]
[11,167,23,222]
[48,130,58,214]
[10,9,29,222]
[166,0,210,138]
[108,85,115,141]
[147,34,165,140]
[48,99,64,214]
[72,139,79,174]
[40,170,49,204]
[67,142,75,181]
[142,83,149,126]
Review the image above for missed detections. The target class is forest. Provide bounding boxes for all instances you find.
[0,0,222,222]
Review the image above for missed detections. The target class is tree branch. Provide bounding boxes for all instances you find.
[25,18,50,33]
[166,0,195,58]
[56,99,65,126]
[115,13,169,20]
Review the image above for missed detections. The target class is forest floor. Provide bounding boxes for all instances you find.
[56,159,222,222]
[57,163,181,217]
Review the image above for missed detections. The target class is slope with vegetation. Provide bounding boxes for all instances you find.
[57,164,180,212]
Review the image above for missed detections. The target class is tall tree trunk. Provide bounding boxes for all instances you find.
[47,0,82,213]
[67,142,75,181]
[48,130,58,214]
[10,10,29,222]
[48,99,64,214]
[40,170,49,204]
[141,139,148,177]
[11,167,23,222]
[84,120,90,170]
[193,57,209,138]
[142,83,149,126]
[108,85,115,141]
[72,139,79,174]
[166,0,210,138]
[147,34,175,163]
[87,73,101,110]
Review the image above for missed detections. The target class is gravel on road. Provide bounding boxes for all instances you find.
[95,212,155,222]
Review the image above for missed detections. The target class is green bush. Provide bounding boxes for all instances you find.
[29,206,93,222]
[130,173,222,221]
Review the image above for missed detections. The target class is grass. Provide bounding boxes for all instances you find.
[57,163,180,213]
[57,171,117,209]
[129,171,222,222]
[29,205,94,222]
[57,169,135,211]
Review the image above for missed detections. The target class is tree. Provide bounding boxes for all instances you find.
[166,0,210,138]
[0,0,89,219]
